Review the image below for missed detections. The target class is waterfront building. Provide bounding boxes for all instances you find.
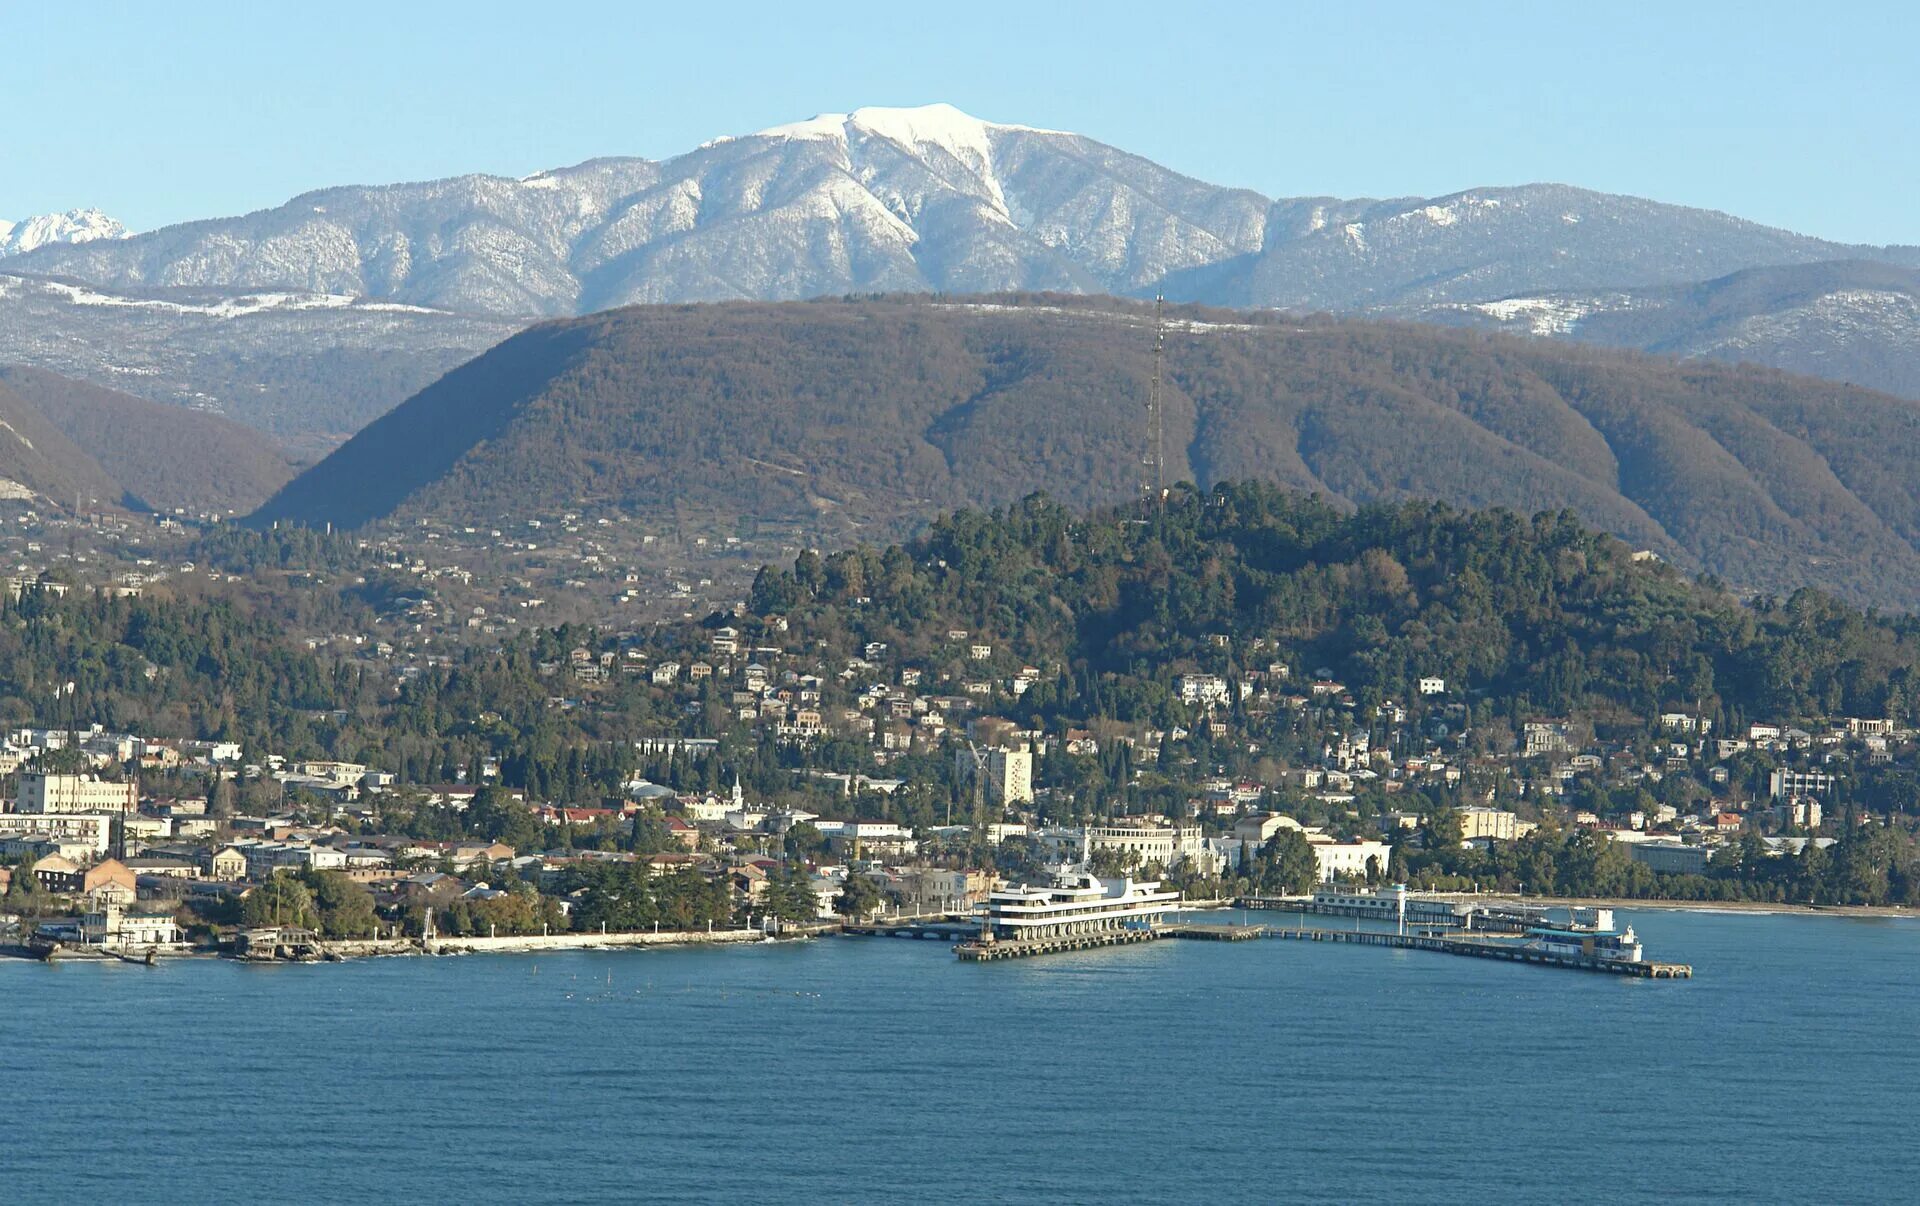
[1307,836,1392,881]
[1086,820,1215,872]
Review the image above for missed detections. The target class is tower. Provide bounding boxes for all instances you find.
[1143,294,1166,501]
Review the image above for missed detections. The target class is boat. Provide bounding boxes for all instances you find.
[973,866,1182,945]
[1306,884,1468,928]
[1521,923,1644,963]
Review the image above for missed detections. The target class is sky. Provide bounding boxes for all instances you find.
[5,0,1917,244]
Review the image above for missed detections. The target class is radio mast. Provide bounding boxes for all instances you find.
[1144,294,1166,501]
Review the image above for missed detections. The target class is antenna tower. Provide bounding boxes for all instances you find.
[1144,294,1167,501]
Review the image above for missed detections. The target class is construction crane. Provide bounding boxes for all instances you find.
[1143,293,1167,502]
[963,741,992,853]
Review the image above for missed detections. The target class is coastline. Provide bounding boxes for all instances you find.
[1,924,840,965]
[1507,896,1918,920]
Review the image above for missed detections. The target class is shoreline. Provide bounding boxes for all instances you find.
[1518,896,1918,920]
[1,924,840,965]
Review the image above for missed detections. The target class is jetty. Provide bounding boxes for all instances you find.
[954,927,1161,961]
[1176,922,1692,977]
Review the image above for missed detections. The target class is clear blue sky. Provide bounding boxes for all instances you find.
[6,0,1917,244]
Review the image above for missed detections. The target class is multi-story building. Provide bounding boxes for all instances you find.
[1085,821,1215,872]
[14,773,137,815]
[1457,806,1519,842]
[1769,769,1837,800]
[1307,836,1392,882]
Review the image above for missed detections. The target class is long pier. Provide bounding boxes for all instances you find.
[1176,923,1691,978]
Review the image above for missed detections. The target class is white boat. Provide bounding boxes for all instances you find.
[1521,924,1644,963]
[974,865,1181,944]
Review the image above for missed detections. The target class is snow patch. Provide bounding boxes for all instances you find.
[27,278,445,319]
[0,208,131,256]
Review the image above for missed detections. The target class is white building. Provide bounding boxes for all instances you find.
[1176,675,1232,706]
[1418,677,1446,696]
[957,746,1034,807]
[0,810,117,856]
[1085,821,1216,872]
[1308,836,1392,882]
[1770,769,1837,800]
[14,773,137,816]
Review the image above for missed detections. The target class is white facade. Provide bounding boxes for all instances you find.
[1769,769,1837,799]
[1309,838,1392,882]
[15,773,137,815]
[1177,675,1232,706]
[0,810,116,855]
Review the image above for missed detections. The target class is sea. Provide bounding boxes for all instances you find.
[6,907,1916,1204]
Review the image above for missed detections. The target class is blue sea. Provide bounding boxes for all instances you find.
[6,908,1916,1204]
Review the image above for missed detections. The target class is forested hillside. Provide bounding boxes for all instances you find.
[748,484,1920,740]
[255,295,1920,607]
[0,366,296,512]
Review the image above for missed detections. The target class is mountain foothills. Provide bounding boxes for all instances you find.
[6,104,1920,444]
[254,294,1920,609]
[0,367,294,514]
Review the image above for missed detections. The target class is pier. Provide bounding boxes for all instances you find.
[1198,924,1691,977]
[954,927,1160,961]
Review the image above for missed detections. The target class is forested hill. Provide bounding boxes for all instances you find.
[252,294,1920,608]
[746,484,1920,736]
[0,366,296,514]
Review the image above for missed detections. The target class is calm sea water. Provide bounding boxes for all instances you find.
[6,908,1917,1204]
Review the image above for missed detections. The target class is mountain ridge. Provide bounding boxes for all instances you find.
[249,294,1920,608]
[15,105,1909,319]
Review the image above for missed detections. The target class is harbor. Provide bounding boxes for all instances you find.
[867,872,1696,978]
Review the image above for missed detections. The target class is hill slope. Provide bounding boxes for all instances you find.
[251,295,1920,607]
[0,366,296,513]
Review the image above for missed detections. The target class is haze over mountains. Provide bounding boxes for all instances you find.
[252,295,1920,609]
[7,104,1920,446]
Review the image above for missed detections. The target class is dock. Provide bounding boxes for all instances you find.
[953,928,1160,961]
[1248,925,1691,977]
[842,920,980,942]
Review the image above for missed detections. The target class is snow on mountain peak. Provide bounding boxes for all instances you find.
[0,208,131,256]
[749,103,1064,158]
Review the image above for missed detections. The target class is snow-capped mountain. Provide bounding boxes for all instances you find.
[1411,260,1920,401]
[6,102,1920,450]
[0,208,130,256]
[19,103,1899,319]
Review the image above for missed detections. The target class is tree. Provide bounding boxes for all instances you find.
[1254,829,1321,895]
[1423,805,1465,851]
[834,873,884,919]
[241,874,317,930]
[302,870,379,938]
[469,786,540,851]
[765,867,820,923]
